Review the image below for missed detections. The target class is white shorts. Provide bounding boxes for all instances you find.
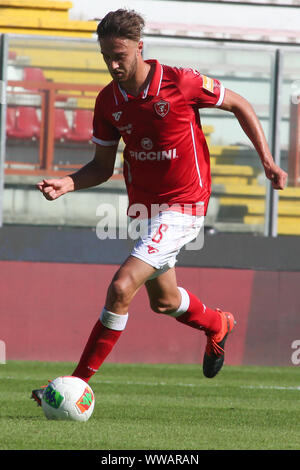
[130,210,204,280]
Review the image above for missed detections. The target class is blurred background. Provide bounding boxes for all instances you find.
[0,0,299,367]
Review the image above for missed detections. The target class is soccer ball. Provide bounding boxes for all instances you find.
[41,376,95,422]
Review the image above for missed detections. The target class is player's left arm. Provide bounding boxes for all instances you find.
[219,88,287,190]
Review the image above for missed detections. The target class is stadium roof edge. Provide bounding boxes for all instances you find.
[155,0,300,7]
[144,21,300,44]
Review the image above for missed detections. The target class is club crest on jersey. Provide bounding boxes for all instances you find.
[154,100,170,118]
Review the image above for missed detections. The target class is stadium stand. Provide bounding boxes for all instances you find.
[0,0,97,37]
[2,0,300,234]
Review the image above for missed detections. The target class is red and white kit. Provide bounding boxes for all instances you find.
[92,59,224,272]
[65,61,233,387]
[92,59,224,216]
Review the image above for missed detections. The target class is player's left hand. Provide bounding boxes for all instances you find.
[264,164,287,190]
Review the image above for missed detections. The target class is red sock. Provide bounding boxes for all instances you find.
[176,289,221,334]
[72,320,122,383]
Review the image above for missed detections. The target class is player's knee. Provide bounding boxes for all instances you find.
[107,278,133,305]
[150,298,177,315]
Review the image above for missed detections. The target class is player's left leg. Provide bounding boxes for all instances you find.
[145,267,222,334]
[145,267,235,378]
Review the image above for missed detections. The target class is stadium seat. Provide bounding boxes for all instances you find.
[9,106,40,139]
[23,67,46,82]
[6,107,17,137]
[54,108,70,141]
[8,50,17,60]
[66,109,93,142]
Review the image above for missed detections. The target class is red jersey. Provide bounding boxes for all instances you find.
[92,59,224,216]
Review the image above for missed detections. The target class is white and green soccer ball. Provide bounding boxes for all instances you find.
[41,376,95,422]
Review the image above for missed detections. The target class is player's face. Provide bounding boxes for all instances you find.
[100,37,142,83]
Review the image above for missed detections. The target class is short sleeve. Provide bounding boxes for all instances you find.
[92,91,120,146]
[175,67,225,109]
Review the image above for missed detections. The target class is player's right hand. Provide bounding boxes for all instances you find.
[36,176,74,201]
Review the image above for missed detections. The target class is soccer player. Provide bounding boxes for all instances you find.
[32,9,287,404]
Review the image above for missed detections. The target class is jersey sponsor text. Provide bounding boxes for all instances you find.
[129,148,179,161]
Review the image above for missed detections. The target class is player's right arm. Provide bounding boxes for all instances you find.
[36,143,118,201]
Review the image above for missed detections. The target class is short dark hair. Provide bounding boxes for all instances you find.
[97,9,145,42]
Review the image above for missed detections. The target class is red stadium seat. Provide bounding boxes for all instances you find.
[54,108,70,141]
[66,109,93,142]
[9,106,40,139]
[6,107,17,137]
[8,50,17,60]
[23,67,46,82]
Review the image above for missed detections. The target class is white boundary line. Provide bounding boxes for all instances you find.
[2,376,300,391]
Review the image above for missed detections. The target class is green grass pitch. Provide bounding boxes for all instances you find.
[0,361,300,450]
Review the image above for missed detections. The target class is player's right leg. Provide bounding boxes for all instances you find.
[31,385,48,406]
[31,255,155,405]
[70,255,155,383]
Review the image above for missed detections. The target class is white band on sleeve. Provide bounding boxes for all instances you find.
[100,308,128,331]
[92,136,119,146]
[167,287,190,318]
[215,84,225,107]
